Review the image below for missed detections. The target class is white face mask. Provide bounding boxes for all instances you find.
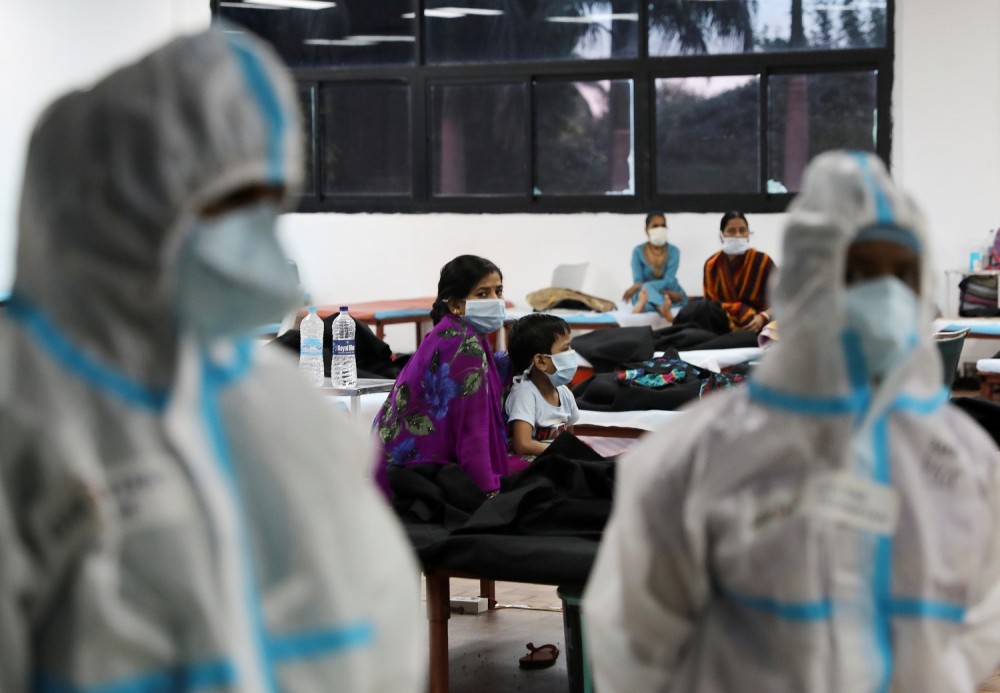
[722,237,749,255]
[844,276,918,380]
[464,298,506,334]
[545,350,579,387]
[648,226,669,247]
[175,200,301,340]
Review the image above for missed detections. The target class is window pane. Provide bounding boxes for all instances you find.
[425,0,638,63]
[655,76,759,194]
[298,85,316,196]
[431,84,528,197]
[767,70,877,193]
[649,0,887,56]
[535,79,634,196]
[319,83,411,196]
[219,0,416,67]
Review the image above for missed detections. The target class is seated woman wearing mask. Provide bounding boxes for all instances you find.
[373,255,514,497]
[703,211,775,333]
[623,213,687,319]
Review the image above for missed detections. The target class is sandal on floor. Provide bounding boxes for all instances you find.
[519,642,560,670]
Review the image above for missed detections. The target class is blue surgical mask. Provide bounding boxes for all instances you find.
[844,276,918,379]
[722,237,749,255]
[464,298,506,334]
[175,200,301,340]
[545,350,579,387]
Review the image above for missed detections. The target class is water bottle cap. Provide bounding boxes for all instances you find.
[308,305,317,313]
[339,306,349,312]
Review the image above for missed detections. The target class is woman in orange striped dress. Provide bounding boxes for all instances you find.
[703,211,776,333]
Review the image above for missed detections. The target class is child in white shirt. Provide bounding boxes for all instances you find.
[505,314,581,457]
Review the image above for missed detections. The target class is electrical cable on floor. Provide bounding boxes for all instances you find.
[490,603,563,612]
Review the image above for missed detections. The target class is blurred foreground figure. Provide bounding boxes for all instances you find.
[0,29,423,692]
[584,151,1000,692]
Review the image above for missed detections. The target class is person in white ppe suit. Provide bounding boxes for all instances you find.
[0,28,424,692]
[583,150,1000,692]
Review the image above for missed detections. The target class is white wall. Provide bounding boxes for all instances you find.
[277,210,786,337]
[0,0,210,294]
[277,1,1000,351]
[893,0,1000,301]
[4,2,1000,357]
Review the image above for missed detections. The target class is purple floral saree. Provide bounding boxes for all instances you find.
[372,313,511,497]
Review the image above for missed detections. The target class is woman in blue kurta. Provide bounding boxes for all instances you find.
[372,255,515,498]
[623,213,687,320]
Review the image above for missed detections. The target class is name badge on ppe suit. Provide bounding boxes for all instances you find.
[799,471,900,536]
[103,460,190,534]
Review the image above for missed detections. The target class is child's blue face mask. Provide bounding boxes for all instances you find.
[464,299,506,334]
[545,350,579,387]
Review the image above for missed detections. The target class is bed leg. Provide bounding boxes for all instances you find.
[479,578,497,610]
[426,572,450,693]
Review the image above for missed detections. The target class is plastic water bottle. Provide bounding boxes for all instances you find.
[331,306,357,388]
[299,306,324,387]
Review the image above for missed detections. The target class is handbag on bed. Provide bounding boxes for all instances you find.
[525,287,616,313]
[958,274,1000,317]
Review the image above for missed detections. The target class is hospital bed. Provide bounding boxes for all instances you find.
[567,346,760,454]
[321,346,762,458]
[932,317,1000,340]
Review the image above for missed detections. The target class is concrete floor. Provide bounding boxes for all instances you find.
[431,578,577,693]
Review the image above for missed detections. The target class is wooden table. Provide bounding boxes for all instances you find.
[306,298,516,348]
[311,298,436,344]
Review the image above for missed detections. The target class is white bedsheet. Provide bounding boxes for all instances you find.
[680,346,761,371]
[576,408,682,432]
[978,359,1000,374]
[577,346,762,372]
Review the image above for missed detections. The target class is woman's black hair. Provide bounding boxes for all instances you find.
[645,212,666,228]
[720,211,748,231]
[508,313,571,373]
[430,255,502,325]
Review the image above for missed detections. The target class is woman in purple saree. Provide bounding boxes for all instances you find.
[372,256,514,497]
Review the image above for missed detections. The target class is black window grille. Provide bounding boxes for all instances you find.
[213,0,893,214]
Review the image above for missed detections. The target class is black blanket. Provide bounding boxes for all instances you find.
[572,348,747,412]
[389,434,610,584]
[573,372,705,412]
[571,322,758,374]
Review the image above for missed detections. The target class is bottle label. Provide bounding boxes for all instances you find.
[301,337,323,358]
[332,339,355,356]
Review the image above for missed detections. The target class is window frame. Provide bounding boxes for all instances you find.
[212,0,894,214]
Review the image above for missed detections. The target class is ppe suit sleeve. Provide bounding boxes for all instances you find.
[355,446,427,692]
[583,436,709,692]
[946,447,1000,684]
[0,465,34,693]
